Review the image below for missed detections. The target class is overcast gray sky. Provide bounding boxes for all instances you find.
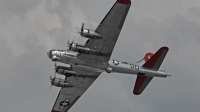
[0,0,200,112]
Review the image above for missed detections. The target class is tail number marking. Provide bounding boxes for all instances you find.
[130,64,140,70]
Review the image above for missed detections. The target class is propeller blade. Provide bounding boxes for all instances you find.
[54,62,57,70]
[50,75,52,80]
[81,23,84,32]
[68,40,70,46]
[50,75,55,90]
[50,75,53,89]
[54,72,56,79]
[68,40,74,50]
[50,79,53,90]
[64,77,68,83]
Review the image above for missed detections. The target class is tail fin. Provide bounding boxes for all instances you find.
[133,46,169,95]
[142,46,169,70]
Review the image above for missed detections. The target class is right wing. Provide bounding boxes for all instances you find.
[52,71,101,112]
[78,0,131,64]
[133,47,169,95]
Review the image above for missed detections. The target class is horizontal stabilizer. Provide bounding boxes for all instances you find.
[133,74,153,95]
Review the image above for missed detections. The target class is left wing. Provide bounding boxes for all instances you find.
[52,71,101,112]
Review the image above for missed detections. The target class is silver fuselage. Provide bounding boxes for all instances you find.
[47,50,168,78]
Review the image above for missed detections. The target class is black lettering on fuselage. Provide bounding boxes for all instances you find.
[130,64,140,70]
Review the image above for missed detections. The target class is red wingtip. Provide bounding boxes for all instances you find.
[133,90,141,95]
[133,91,141,95]
[161,46,169,50]
[117,0,131,4]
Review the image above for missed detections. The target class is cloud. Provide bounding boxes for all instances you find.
[0,0,61,57]
[184,6,200,25]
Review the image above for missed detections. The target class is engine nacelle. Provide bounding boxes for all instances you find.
[49,50,78,61]
[81,29,102,39]
[69,43,100,54]
[55,66,77,77]
[105,67,112,73]
[52,55,61,61]
[51,78,73,88]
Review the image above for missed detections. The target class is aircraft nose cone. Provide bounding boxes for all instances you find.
[47,50,52,59]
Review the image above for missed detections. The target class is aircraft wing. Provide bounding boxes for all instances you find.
[79,0,131,64]
[51,71,101,112]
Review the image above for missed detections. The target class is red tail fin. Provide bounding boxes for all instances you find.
[133,46,169,95]
[142,46,169,70]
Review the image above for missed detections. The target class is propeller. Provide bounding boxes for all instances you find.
[50,75,53,89]
[81,23,84,32]
[67,40,70,46]
[79,23,84,36]
[54,62,57,70]
[72,40,74,44]
[68,40,74,50]
[50,74,56,89]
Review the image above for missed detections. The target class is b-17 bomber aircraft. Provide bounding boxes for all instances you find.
[47,0,170,112]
